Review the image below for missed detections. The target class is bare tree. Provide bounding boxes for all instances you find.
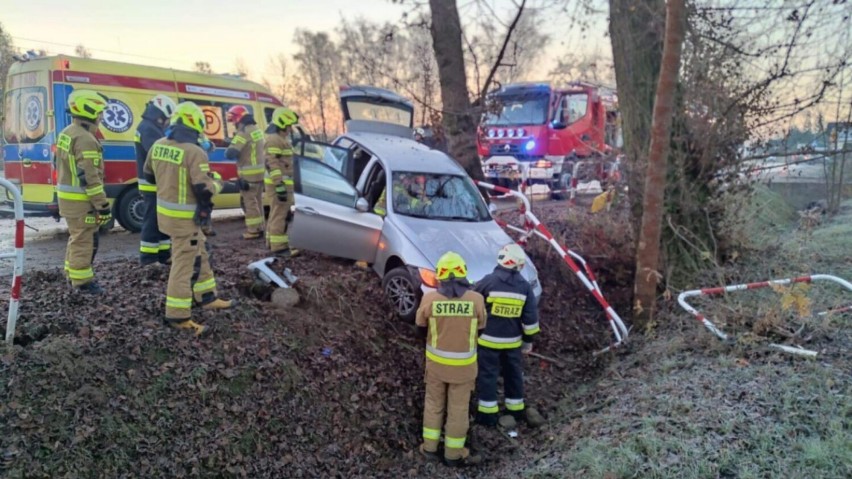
[193,61,213,74]
[234,57,250,78]
[293,30,341,140]
[633,0,686,324]
[74,44,92,59]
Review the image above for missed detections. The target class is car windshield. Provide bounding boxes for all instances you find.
[390,172,490,222]
[483,94,549,126]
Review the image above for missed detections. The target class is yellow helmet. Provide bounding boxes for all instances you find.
[436,251,468,281]
[270,107,299,129]
[67,89,109,120]
[170,102,207,134]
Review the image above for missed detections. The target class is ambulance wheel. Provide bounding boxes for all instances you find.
[383,267,421,323]
[116,188,144,233]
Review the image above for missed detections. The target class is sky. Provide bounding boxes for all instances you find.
[1,0,611,84]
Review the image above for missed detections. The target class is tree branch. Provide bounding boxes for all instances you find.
[479,0,526,99]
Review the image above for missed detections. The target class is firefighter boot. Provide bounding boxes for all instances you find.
[444,448,482,468]
[75,281,104,295]
[164,318,211,337]
[242,231,262,240]
[524,407,546,428]
[198,292,236,310]
[419,444,440,462]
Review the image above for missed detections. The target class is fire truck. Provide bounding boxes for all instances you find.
[476,81,622,199]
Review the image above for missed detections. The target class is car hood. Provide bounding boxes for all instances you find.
[392,216,539,284]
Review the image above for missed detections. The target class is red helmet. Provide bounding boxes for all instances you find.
[226,105,249,124]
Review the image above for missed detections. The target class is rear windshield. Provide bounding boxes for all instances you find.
[3,87,49,144]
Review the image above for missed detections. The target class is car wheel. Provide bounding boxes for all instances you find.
[115,188,144,233]
[382,267,421,322]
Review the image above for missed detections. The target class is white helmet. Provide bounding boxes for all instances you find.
[150,94,177,118]
[497,243,526,271]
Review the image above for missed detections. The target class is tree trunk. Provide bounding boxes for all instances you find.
[428,0,484,181]
[632,0,687,324]
[608,0,666,233]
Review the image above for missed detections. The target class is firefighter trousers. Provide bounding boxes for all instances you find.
[476,346,525,423]
[264,184,292,252]
[422,370,474,460]
[241,181,264,234]
[64,215,99,287]
[140,192,171,264]
[165,229,217,320]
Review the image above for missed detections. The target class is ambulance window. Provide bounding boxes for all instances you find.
[264,107,275,125]
[177,99,252,148]
[3,87,48,144]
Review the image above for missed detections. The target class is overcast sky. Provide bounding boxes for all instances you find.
[2,0,610,84]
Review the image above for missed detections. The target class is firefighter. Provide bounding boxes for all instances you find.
[142,102,234,337]
[415,251,487,467]
[263,107,299,256]
[225,105,266,239]
[473,243,545,428]
[55,89,111,294]
[136,94,177,266]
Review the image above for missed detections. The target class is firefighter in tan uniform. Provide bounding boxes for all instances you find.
[225,105,265,239]
[263,107,300,256]
[143,102,234,336]
[54,89,111,294]
[415,252,487,467]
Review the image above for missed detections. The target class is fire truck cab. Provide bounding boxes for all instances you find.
[476,81,621,198]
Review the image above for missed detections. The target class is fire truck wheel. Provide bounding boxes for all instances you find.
[115,188,145,233]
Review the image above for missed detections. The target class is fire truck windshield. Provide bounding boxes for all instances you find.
[483,94,549,126]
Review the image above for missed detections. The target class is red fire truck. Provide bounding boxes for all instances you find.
[476,81,622,198]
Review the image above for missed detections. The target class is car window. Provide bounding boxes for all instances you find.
[296,157,357,208]
[390,172,490,222]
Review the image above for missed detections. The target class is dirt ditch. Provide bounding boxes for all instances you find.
[0,204,634,477]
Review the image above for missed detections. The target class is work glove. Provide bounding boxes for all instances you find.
[237,178,251,191]
[209,171,222,181]
[521,342,533,355]
[96,204,112,226]
[275,183,288,202]
[199,135,214,152]
[194,205,213,228]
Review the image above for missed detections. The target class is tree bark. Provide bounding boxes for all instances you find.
[428,0,484,181]
[608,0,665,233]
[633,0,687,324]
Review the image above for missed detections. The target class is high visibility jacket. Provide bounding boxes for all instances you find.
[135,114,166,193]
[474,266,540,349]
[263,129,295,188]
[54,120,108,218]
[142,138,222,236]
[416,290,487,383]
[226,124,265,182]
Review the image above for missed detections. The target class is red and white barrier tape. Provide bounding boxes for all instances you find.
[0,178,25,345]
[477,180,630,353]
[677,274,852,356]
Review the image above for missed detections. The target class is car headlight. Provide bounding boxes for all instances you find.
[419,268,438,288]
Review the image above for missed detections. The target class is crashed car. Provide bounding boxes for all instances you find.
[287,85,542,321]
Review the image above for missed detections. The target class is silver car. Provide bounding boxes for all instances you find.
[287,85,542,320]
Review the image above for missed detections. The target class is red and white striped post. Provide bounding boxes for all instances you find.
[478,180,630,353]
[677,275,852,351]
[1,178,25,345]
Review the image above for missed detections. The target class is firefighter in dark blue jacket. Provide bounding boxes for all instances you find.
[474,243,545,428]
[136,94,177,265]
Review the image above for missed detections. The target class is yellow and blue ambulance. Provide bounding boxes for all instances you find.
[2,54,305,232]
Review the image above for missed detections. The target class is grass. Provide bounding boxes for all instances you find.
[509,194,852,479]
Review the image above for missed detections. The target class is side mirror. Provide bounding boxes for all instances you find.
[355,197,370,212]
[551,120,567,130]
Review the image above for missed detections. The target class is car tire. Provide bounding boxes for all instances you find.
[115,187,144,233]
[382,267,422,323]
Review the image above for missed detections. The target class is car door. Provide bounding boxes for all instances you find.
[288,142,384,262]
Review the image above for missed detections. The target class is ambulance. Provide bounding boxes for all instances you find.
[2,54,310,232]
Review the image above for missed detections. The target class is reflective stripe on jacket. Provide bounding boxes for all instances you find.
[54,121,107,218]
[474,266,540,349]
[229,124,266,182]
[416,290,487,383]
